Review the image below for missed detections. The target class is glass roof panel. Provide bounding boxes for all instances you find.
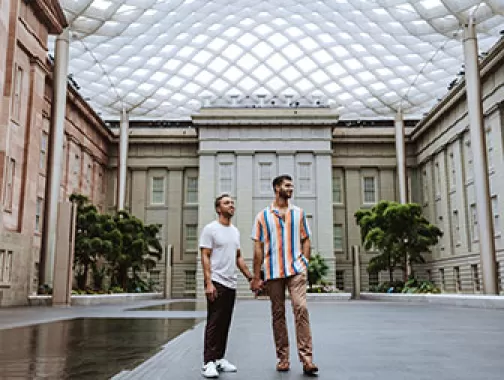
[54,0,504,120]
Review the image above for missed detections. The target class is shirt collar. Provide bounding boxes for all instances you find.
[269,203,293,214]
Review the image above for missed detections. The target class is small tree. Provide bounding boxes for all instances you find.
[106,210,162,290]
[307,253,329,289]
[71,194,116,290]
[355,201,443,282]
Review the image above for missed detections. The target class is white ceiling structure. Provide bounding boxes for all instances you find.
[55,0,504,121]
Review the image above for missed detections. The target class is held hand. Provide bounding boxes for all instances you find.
[250,278,263,292]
[205,283,217,302]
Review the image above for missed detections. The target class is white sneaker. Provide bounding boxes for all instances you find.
[216,358,237,372]
[202,361,219,378]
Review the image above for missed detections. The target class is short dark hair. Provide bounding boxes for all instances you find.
[215,193,231,212]
[272,174,292,191]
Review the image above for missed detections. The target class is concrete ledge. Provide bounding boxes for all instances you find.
[28,292,163,307]
[360,292,504,309]
[306,292,351,301]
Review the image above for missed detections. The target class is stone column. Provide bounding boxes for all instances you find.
[167,169,183,263]
[196,153,216,298]
[463,17,498,294]
[41,28,69,286]
[130,170,147,220]
[236,153,254,256]
[315,152,333,257]
[395,108,407,203]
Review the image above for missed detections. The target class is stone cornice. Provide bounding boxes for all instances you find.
[30,0,68,34]
[192,107,339,126]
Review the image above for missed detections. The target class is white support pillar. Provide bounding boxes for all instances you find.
[395,108,411,277]
[394,108,407,204]
[463,17,498,294]
[117,108,129,211]
[41,28,70,286]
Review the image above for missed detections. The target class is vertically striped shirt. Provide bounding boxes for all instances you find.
[251,203,311,280]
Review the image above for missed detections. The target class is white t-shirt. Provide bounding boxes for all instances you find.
[199,220,240,289]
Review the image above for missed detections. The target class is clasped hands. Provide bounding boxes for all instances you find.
[250,278,264,293]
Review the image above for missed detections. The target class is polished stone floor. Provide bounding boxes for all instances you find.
[1,299,504,380]
[114,300,504,380]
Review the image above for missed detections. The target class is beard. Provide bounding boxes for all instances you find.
[279,189,292,199]
[221,210,234,218]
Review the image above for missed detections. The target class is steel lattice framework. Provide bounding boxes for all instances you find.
[55,0,504,120]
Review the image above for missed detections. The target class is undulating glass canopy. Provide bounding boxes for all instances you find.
[54,0,504,120]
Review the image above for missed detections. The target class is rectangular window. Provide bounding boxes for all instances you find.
[39,132,48,171]
[12,66,23,120]
[0,250,13,285]
[185,224,197,251]
[332,174,342,203]
[471,264,480,293]
[434,162,441,198]
[369,272,379,287]
[471,204,478,241]
[426,269,432,282]
[335,270,345,290]
[497,262,502,292]
[185,270,196,292]
[452,210,460,245]
[186,177,198,203]
[73,154,80,189]
[150,270,160,286]
[439,268,445,291]
[363,176,376,203]
[4,158,15,211]
[492,196,500,236]
[486,128,493,170]
[298,163,312,193]
[454,266,461,292]
[422,167,429,204]
[151,177,165,204]
[35,197,43,232]
[259,163,272,193]
[449,151,456,188]
[465,140,473,181]
[219,163,233,194]
[87,163,92,184]
[333,224,343,251]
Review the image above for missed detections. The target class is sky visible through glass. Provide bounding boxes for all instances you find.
[53,0,504,120]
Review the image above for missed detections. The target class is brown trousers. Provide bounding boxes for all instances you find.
[203,281,236,364]
[267,271,313,363]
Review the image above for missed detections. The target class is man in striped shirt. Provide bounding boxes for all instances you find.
[250,174,318,375]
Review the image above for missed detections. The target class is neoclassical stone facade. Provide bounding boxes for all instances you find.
[1,1,503,305]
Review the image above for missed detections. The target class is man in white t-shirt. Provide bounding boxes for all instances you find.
[200,193,255,378]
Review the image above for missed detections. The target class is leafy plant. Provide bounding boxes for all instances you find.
[307,253,329,289]
[355,201,443,282]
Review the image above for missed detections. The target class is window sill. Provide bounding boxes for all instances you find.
[0,283,11,289]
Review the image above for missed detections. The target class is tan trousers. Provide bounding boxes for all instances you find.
[267,271,313,363]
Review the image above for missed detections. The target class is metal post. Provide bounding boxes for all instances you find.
[351,245,361,300]
[463,17,498,294]
[41,28,70,286]
[117,108,129,211]
[394,108,407,204]
[164,244,172,299]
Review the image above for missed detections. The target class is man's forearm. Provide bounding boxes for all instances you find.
[302,238,311,260]
[253,241,264,279]
[237,256,252,281]
[201,251,212,286]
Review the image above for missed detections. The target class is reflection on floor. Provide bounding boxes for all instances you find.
[0,317,199,380]
[129,301,207,312]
